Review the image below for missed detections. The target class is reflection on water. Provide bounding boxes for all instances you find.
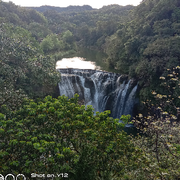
[56,57,101,70]
[56,47,110,71]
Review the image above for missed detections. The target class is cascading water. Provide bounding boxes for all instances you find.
[57,68,138,120]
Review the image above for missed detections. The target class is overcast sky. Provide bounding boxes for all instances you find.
[3,0,142,9]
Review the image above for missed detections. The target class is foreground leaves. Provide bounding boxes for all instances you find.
[0,94,141,180]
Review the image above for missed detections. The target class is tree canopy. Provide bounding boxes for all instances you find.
[0,23,61,111]
[1,1,180,179]
[0,94,141,179]
[104,0,180,102]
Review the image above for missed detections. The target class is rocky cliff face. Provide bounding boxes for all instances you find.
[58,68,138,120]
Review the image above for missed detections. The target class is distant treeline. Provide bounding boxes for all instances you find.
[26,5,94,13]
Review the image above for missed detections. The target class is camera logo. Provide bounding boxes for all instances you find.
[0,174,26,180]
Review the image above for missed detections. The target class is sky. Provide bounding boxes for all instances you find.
[3,0,142,9]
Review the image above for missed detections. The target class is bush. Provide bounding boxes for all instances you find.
[0,94,141,180]
[128,66,180,180]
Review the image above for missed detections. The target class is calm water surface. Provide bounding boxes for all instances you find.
[56,48,117,72]
[56,57,101,70]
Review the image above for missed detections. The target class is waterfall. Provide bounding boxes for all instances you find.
[58,69,138,119]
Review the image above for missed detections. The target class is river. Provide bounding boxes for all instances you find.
[56,48,118,72]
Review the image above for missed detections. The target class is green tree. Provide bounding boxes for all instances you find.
[27,22,51,40]
[40,36,54,53]
[40,32,77,55]
[0,95,141,180]
[104,0,180,104]
[0,23,60,110]
[128,66,180,180]
[62,30,74,44]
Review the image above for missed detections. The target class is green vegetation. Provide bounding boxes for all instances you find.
[128,67,180,179]
[0,1,78,60]
[41,4,134,51]
[1,0,180,179]
[40,31,77,60]
[0,23,61,111]
[0,95,141,179]
[26,0,180,103]
[26,5,94,13]
[104,0,180,102]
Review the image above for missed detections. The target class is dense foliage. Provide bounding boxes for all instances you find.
[21,0,180,103]
[104,0,180,102]
[27,5,94,13]
[40,31,77,60]
[42,4,134,50]
[0,1,77,56]
[0,23,61,111]
[129,67,180,179]
[0,95,141,179]
[1,1,180,179]
[0,1,48,36]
